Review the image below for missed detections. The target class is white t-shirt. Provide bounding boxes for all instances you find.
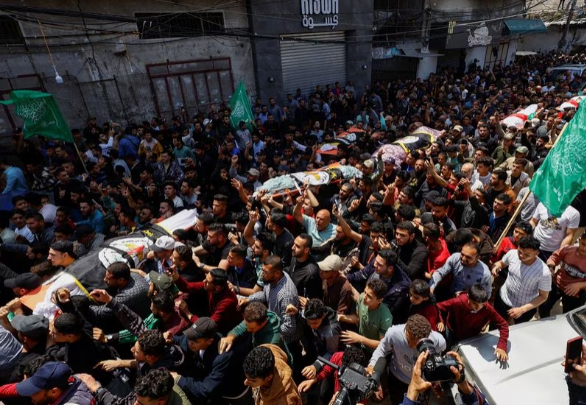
[40,204,58,223]
[500,250,551,307]
[532,203,580,252]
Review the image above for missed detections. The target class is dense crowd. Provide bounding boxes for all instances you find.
[1,50,586,405]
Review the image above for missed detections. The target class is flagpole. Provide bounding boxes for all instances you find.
[494,122,568,252]
[72,142,90,176]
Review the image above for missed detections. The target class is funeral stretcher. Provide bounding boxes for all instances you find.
[21,209,198,316]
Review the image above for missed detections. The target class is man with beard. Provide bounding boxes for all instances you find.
[193,223,233,271]
[264,212,294,267]
[486,193,512,243]
[317,205,374,273]
[287,234,321,307]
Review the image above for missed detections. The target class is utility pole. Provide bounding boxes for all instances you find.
[558,0,578,51]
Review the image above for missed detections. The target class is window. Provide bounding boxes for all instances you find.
[136,12,225,39]
[0,16,24,45]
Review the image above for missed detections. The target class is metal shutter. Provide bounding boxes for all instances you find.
[280,32,346,97]
[437,49,462,70]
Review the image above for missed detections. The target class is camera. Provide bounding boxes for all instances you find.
[318,356,385,405]
[417,338,460,383]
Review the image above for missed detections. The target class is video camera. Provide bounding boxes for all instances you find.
[317,356,386,405]
[417,338,461,383]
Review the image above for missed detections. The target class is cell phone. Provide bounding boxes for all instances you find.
[566,337,583,373]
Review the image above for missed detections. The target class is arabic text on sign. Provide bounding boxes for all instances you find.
[301,0,339,15]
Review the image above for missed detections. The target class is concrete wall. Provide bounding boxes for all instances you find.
[0,0,255,128]
[248,0,374,102]
[417,56,438,80]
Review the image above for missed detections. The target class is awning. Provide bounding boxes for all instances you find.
[396,44,443,58]
[372,46,442,59]
[504,19,547,35]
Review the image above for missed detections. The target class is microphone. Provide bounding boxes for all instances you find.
[370,357,387,385]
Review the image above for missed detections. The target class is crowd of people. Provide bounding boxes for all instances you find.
[1,50,586,405]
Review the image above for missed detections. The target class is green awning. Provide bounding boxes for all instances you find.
[504,19,547,35]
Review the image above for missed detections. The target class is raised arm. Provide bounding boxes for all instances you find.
[333,204,363,243]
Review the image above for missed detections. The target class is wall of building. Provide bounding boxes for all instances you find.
[248,0,374,102]
[0,0,255,129]
[417,56,438,79]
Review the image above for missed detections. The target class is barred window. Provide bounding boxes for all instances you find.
[0,16,24,45]
[136,12,225,39]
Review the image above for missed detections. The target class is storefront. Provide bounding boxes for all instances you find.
[247,0,374,101]
[431,18,546,72]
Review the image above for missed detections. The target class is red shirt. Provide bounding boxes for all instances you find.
[411,301,442,331]
[427,238,450,273]
[437,293,509,351]
[492,236,516,263]
[175,276,243,334]
[316,352,367,404]
[0,383,18,399]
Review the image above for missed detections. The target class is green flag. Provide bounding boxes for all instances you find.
[529,107,586,217]
[0,90,73,142]
[229,82,254,131]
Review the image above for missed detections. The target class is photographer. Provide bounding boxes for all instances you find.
[402,350,487,405]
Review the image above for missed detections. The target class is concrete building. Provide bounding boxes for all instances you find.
[0,0,375,133]
[372,0,547,80]
[0,0,256,133]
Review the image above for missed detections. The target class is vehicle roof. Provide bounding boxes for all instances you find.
[549,64,586,69]
[456,309,584,405]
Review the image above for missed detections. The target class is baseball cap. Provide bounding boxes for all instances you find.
[11,315,49,340]
[149,271,174,291]
[318,255,343,272]
[452,125,463,133]
[504,132,515,140]
[151,236,179,252]
[194,142,205,150]
[278,165,289,172]
[73,224,94,239]
[4,273,41,290]
[203,119,212,127]
[359,153,371,161]
[346,120,354,125]
[183,317,218,341]
[247,168,260,177]
[16,362,72,396]
[424,190,441,202]
[516,146,529,154]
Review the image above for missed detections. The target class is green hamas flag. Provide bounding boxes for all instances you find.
[0,90,73,142]
[530,107,586,217]
[229,82,254,131]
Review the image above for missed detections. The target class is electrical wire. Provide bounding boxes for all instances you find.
[0,0,554,47]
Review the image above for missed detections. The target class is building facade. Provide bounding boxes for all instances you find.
[0,0,375,133]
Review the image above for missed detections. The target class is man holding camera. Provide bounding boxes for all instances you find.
[367,314,446,405]
[402,350,488,405]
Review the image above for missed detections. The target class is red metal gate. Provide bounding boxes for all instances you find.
[146,58,235,119]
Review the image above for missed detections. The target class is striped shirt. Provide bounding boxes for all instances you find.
[500,250,551,308]
[249,272,303,343]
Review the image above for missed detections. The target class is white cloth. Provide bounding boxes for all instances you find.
[33,272,85,321]
[532,203,580,252]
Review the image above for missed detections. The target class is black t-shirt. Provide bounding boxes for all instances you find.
[202,240,234,266]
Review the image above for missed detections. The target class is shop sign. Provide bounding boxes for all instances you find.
[301,0,339,29]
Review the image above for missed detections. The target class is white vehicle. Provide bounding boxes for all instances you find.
[453,307,586,405]
[546,64,586,81]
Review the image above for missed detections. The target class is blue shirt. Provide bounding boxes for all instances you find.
[77,209,106,234]
[430,253,492,298]
[301,215,336,246]
[2,166,29,195]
